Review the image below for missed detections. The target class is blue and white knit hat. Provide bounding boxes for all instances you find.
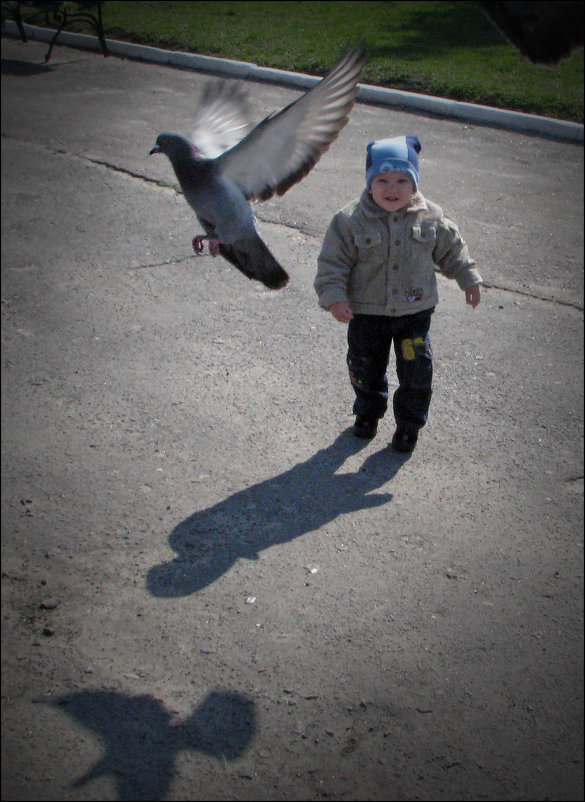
[366,135,422,191]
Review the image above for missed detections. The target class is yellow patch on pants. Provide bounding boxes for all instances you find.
[401,337,425,361]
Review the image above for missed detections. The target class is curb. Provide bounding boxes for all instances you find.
[3,21,583,144]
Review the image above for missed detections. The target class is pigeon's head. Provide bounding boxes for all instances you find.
[150,133,198,162]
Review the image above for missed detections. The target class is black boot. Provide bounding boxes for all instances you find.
[353,416,378,439]
[391,427,418,452]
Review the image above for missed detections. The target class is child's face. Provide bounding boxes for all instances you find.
[369,171,415,212]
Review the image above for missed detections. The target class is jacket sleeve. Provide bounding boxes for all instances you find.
[314,211,358,310]
[433,216,482,289]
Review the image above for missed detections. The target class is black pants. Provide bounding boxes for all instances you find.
[347,309,434,432]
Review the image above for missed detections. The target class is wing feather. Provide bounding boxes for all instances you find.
[216,45,367,201]
[190,81,252,159]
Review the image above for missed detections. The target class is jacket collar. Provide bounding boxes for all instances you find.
[359,188,428,218]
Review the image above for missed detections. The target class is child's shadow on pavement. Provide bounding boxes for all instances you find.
[46,689,255,801]
[147,430,409,598]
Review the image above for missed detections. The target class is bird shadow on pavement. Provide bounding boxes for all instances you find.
[43,688,255,801]
[147,429,410,598]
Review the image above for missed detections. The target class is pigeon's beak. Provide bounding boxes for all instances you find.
[149,145,161,155]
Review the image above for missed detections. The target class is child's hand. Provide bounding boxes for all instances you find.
[329,301,354,323]
[465,286,481,309]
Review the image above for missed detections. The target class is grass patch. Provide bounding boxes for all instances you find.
[19,0,584,121]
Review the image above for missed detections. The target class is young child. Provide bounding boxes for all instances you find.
[314,135,482,452]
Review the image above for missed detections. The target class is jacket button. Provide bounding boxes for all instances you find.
[395,239,400,246]
[392,264,399,271]
[392,288,398,295]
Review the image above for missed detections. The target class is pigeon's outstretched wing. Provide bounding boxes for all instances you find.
[190,82,252,158]
[217,45,367,202]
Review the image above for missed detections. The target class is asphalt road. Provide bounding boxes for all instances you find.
[1,37,584,802]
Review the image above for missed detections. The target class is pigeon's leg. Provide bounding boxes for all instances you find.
[192,236,205,254]
[192,235,222,256]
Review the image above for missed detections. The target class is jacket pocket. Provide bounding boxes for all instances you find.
[354,231,385,265]
[411,224,437,245]
[410,224,437,269]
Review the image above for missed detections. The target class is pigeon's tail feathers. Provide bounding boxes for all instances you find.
[219,237,289,290]
[217,44,367,203]
[191,81,253,159]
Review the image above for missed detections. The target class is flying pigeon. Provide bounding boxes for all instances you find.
[150,45,367,289]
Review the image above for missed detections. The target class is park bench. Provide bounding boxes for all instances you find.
[1,0,108,62]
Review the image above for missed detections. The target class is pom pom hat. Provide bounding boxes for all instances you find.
[366,136,421,191]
